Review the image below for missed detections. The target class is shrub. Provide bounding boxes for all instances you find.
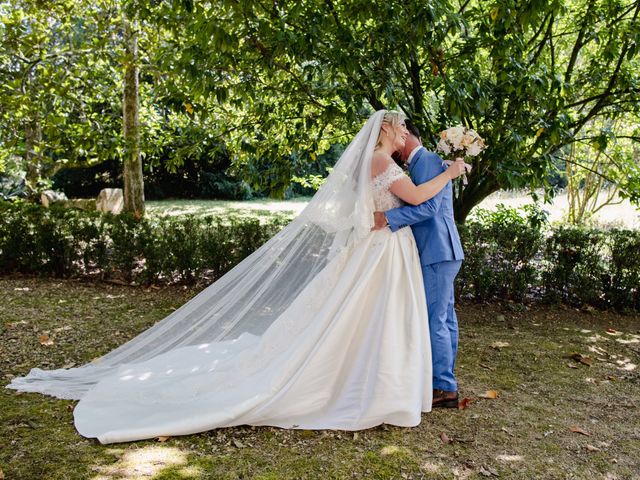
[459,204,546,302]
[0,200,290,285]
[0,200,43,273]
[542,226,608,307]
[604,229,640,311]
[1,199,638,311]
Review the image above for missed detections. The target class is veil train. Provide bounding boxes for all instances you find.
[7,110,386,400]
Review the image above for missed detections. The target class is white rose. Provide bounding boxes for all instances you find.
[447,126,465,150]
[461,133,474,147]
[466,141,482,157]
[436,138,451,155]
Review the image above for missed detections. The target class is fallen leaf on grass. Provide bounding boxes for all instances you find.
[156,436,171,442]
[440,431,452,444]
[479,363,495,371]
[0,467,4,479]
[570,426,591,436]
[491,341,510,349]
[567,363,578,369]
[38,334,54,346]
[458,397,473,410]
[479,390,499,399]
[585,444,600,452]
[568,352,592,366]
[233,439,245,448]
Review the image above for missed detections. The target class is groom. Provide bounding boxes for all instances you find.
[373,119,464,408]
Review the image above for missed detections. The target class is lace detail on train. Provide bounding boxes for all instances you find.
[372,163,407,211]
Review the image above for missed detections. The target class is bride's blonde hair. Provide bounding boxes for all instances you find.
[375,110,406,150]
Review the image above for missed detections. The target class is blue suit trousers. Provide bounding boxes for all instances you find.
[423,260,462,392]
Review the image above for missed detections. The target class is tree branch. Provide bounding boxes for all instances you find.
[569,2,639,134]
[564,0,595,84]
[565,88,640,109]
[528,14,553,66]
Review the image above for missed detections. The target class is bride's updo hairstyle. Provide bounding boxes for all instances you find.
[375,110,406,150]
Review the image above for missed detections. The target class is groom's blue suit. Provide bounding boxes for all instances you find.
[385,147,464,392]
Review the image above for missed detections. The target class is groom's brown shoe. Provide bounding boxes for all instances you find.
[432,389,459,408]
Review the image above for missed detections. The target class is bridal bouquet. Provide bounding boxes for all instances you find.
[436,126,486,185]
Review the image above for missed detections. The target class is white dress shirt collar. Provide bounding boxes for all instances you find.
[406,145,423,167]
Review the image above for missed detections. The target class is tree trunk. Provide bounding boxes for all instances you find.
[122,11,145,217]
[453,175,500,224]
[24,116,42,199]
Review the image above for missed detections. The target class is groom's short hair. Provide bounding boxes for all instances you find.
[405,119,421,141]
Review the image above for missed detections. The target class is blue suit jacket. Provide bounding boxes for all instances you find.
[385,147,464,266]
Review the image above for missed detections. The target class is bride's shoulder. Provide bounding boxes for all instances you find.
[371,151,395,177]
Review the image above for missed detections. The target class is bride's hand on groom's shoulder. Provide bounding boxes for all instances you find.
[371,211,388,231]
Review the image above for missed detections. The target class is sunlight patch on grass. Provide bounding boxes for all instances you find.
[615,358,637,371]
[616,334,640,344]
[379,445,410,456]
[146,198,309,219]
[90,446,189,480]
[496,454,525,462]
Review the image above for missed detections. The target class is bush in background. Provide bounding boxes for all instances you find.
[605,229,640,311]
[1,200,638,311]
[458,204,545,302]
[542,226,608,307]
[0,200,289,284]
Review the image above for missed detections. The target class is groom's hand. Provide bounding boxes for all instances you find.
[371,211,388,231]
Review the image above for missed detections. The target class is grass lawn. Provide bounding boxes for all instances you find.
[146,198,309,220]
[1,277,639,479]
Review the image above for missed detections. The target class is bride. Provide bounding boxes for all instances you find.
[7,110,466,444]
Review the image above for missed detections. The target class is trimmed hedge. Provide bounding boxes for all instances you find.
[458,204,640,311]
[0,201,288,284]
[458,205,545,303]
[1,201,638,311]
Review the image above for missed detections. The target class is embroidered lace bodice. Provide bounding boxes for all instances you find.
[371,162,407,211]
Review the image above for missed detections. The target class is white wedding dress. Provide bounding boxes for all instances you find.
[73,162,432,444]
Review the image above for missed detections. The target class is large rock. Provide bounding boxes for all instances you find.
[96,188,124,214]
[40,190,68,207]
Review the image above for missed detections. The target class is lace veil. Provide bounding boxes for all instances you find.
[7,110,388,400]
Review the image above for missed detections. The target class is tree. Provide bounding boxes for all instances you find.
[171,0,639,221]
[565,117,640,224]
[0,0,123,195]
[122,5,144,216]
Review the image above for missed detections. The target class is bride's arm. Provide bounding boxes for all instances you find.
[389,161,466,206]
